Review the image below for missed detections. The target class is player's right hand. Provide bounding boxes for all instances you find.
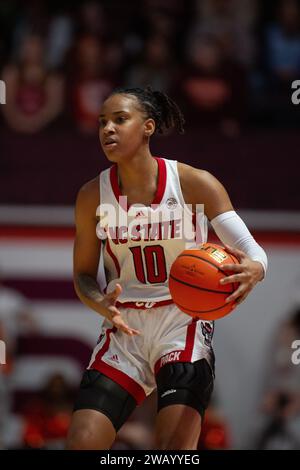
[98,283,141,336]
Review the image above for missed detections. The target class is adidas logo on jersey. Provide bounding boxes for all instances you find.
[160,351,181,367]
[108,354,119,364]
[134,210,147,218]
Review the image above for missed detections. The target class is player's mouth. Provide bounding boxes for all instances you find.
[103,137,118,149]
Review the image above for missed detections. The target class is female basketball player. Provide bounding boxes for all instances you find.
[66,87,268,450]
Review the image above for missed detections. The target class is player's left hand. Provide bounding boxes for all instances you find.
[219,244,264,305]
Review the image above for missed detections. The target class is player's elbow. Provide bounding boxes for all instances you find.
[73,275,81,300]
[73,272,88,302]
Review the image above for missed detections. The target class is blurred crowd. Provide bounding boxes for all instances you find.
[255,307,300,449]
[0,0,299,137]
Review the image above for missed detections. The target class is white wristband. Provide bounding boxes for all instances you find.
[210,211,268,279]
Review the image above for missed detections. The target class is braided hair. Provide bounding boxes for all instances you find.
[109,86,185,135]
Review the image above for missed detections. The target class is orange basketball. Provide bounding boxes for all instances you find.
[168,243,240,321]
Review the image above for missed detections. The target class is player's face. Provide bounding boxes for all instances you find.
[99,94,153,162]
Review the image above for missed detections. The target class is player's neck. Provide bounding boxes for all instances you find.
[117,152,157,191]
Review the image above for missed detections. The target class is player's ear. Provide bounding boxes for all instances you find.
[144,118,155,137]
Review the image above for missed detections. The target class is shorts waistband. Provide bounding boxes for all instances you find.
[116,299,174,309]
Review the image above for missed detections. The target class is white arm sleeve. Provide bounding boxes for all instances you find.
[210,210,268,278]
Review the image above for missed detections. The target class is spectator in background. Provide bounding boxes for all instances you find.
[198,401,231,450]
[125,35,177,93]
[1,34,64,134]
[68,35,115,134]
[140,3,189,63]
[256,307,300,449]
[46,7,74,70]
[0,281,36,369]
[265,0,300,87]
[174,35,246,136]
[75,0,107,39]
[143,0,192,57]
[22,373,74,449]
[144,9,178,43]
[11,0,49,59]
[0,275,37,448]
[190,0,258,67]
[105,39,125,79]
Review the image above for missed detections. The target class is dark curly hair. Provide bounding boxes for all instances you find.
[108,86,185,135]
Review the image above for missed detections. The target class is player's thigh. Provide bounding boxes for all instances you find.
[67,369,138,449]
[66,408,116,450]
[155,404,202,450]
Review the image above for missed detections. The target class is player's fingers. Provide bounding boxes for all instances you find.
[128,328,141,336]
[107,283,122,302]
[221,263,243,273]
[117,322,141,336]
[109,309,129,330]
[220,273,245,285]
[225,285,248,303]
[235,292,249,305]
[120,326,141,336]
[112,315,140,336]
[108,305,122,317]
[112,315,131,333]
[115,283,122,294]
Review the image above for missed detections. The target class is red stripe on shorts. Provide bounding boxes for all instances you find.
[90,327,116,363]
[181,318,198,361]
[89,327,146,404]
[94,361,146,404]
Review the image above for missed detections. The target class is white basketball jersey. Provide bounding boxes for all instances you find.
[98,157,208,304]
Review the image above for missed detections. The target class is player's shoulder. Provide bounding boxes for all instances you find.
[177,162,218,195]
[76,176,100,210]
[177,162,208,178]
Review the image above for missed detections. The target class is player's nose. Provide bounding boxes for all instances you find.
[103,120,115,134]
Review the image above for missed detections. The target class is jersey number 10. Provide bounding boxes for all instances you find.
[129,245,167,284]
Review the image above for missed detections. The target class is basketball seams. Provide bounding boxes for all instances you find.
[169,274,234,295]
[175,300,234,314]
[227,253,239,265]
[177,253,233,277]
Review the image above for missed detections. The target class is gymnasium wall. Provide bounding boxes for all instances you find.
[0,128,299,210]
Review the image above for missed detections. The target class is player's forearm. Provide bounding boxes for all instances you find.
[210,210,268,279]
[74,273,106,316]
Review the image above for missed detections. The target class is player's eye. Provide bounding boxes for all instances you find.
[99,119,107,127]
[116,116,126,124]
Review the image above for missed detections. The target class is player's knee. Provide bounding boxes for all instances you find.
[66,426,96,450]
[156,431,199,450]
